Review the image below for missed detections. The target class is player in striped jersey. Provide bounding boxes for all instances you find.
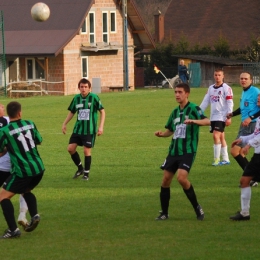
[0,104,29,228]
[200,69,234,166]
[0,101,45,239]
[62,78,105,180]
[155,83,210,221]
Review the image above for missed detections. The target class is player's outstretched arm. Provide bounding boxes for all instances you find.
[184,118,210,126]
[155,129,173,137]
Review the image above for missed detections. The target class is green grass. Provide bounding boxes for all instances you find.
[0,86,259,260]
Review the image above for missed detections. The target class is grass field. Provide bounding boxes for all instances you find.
[0,86,259,260]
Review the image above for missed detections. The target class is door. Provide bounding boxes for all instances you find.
[188,63,201,87]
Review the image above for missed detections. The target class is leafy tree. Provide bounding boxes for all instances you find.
[213,33,230,57]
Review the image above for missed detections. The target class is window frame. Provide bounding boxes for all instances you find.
[81,56,88,79]
[88,12,95,43]
[102,11,109,43]
[110,11,116,33]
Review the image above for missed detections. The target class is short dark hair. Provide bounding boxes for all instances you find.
[214,68,224,73]
[175,83,190,93]
[241,71,253,80]
[7,101,21,118]
[78,78,91,88]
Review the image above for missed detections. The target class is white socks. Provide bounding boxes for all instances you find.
[221,146,229,162]
[19,195,28,214]
[213,144,221,161]
[241,187,251,216]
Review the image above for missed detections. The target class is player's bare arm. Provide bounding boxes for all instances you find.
[97,109,105,136]
[62,112,74,134]
[155,129,173,137]
[184,118,210,126]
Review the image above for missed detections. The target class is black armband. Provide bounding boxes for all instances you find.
[250,110,260,120]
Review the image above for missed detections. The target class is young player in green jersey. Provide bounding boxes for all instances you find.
[155,83,210,221]
[62,78,105,180]
[0,101,45,239]
[0,103,29,228]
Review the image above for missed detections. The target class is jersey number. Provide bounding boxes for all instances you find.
[17,131,35,152]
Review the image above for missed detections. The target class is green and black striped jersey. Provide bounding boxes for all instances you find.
[165,102,206,156]
[0,119,45,177]
[68,93,104,135]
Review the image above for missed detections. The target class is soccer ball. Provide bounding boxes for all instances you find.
[31,2,50,22]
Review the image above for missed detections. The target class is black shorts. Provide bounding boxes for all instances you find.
[3,172,44,194]
[69,133,96,148]
[210,121,225,133]
[243,154,260,181]
[160,153,196,173]
[0,171,10,187]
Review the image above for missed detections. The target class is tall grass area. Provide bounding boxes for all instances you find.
[0,86,259,260]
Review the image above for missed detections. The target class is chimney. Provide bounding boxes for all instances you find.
[154,14,164,43]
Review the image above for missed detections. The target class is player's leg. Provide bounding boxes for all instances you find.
[177,154,204,220]
[155,169,174,220]
[231,145,249,170]
[229,157,258,220]
[23,173,44,232]
[212,130,222,166]
[220,132,230,165]
[0,189,20,238]
[17,194,28,228]
[82,146,91,180]
[82,134,95,180]
[68,137,84,178]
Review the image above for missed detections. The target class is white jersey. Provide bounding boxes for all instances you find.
[0,116,11,172]
[200,83,233,121]
[240,116,260,154]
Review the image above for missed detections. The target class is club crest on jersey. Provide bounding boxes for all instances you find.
[244,101,249,107]
[88,103,91,108]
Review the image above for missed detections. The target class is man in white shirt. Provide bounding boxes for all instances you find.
[230,94,260,220]
[200,69,233,166]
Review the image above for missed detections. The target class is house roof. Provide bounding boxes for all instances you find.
[2,0,94,56]
[126,0,155,50]
[164,0,260,49]
[2,0,154,57]
[173,55,248,65]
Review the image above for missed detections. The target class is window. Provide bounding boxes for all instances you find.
[110,11,116,33]
[102,12,108,43]
[89,12,95,43]
[81,18,87,34]
[81,57,88,78]
[26,58,45,80]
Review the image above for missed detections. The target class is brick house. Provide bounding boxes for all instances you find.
[1,0,154,95]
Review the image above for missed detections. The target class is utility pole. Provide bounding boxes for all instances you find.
[122,0,129,91]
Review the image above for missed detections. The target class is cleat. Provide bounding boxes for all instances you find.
[250,181,258,187]
[82,171,89,180]
[155,213,169,220]
[219,160,230,166]
[212,159,220,166]
[17,214,28,229]
[230,212,250,221]
[0,228,21,239]
[72,169,83,179]
[82,175,89,181]
[195,205,204,220]
[25,214,40,232]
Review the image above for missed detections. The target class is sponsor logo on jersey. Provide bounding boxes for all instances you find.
[210,95,220,103]
[76,104,83,108]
